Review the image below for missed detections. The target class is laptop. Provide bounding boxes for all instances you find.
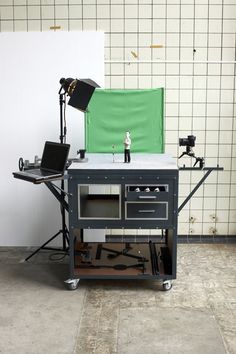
[13,141,70,184]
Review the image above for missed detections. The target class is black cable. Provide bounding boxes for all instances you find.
[49,252,68,261]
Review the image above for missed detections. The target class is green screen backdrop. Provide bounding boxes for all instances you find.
[85,88,164,153]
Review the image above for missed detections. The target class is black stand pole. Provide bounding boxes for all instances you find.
[59,92,68,252]
[25,91,69,261]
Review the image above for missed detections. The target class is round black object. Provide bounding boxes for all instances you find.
[113,264,128,270]
[18,157,24,171]
[78,149,86,159]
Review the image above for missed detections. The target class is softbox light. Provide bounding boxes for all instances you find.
[59,78,100,112]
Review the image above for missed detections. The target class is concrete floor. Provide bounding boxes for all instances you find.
[0,244,235,354]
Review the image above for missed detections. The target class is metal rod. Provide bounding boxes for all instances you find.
[25,230,62,261]
[50,182,72,196]
[179,166,224,171]
[45,181,69,212]
[178,169,212,214]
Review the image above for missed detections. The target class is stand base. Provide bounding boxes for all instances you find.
[25,229,69,262]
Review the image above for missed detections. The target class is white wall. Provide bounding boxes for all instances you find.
[0,31,104,246]
[0,0,235,239]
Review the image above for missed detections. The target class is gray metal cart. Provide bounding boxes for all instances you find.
[66,153,178,291]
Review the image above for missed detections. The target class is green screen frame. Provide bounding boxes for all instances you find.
[85,88,164,153]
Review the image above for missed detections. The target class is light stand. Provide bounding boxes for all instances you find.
[25,91,69,261]
[59,90,68,252]
[25,78,100,261]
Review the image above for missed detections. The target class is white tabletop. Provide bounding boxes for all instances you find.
[69,153,178,170]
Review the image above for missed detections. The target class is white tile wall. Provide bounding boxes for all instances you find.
[0,0,235,237]
[41,5,54,19]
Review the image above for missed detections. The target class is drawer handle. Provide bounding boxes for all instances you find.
[138,209,156,213]
[138,196,157,199]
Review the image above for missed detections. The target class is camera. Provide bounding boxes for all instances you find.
[178,134,204,168]
[179,135,196,147]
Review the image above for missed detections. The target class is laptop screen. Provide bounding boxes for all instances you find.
[41,141,70,172]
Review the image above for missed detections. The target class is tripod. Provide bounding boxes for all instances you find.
[25,91,69,261]
[178,145,205,169]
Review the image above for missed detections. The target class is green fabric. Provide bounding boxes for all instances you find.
[85,88,164,153]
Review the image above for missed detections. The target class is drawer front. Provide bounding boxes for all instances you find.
[125,183,171,202]
[126,191,169,202]
[125,202,168,220]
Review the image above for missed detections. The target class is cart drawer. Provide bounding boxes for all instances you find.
[125,184,169,201]
[125,202,168,220]
[126,191,169,202]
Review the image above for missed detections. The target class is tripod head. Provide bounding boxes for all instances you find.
[178,135,205,168]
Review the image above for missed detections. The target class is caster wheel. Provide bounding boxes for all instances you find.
[68,283,78,291]
[162,281,172,291]
[64,278,80,290]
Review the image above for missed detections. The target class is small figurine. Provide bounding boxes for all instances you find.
[124,131,131,163]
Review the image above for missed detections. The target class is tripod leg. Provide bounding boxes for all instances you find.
[25,230,62,262]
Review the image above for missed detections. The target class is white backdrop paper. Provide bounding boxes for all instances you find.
[0,31,104,246]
